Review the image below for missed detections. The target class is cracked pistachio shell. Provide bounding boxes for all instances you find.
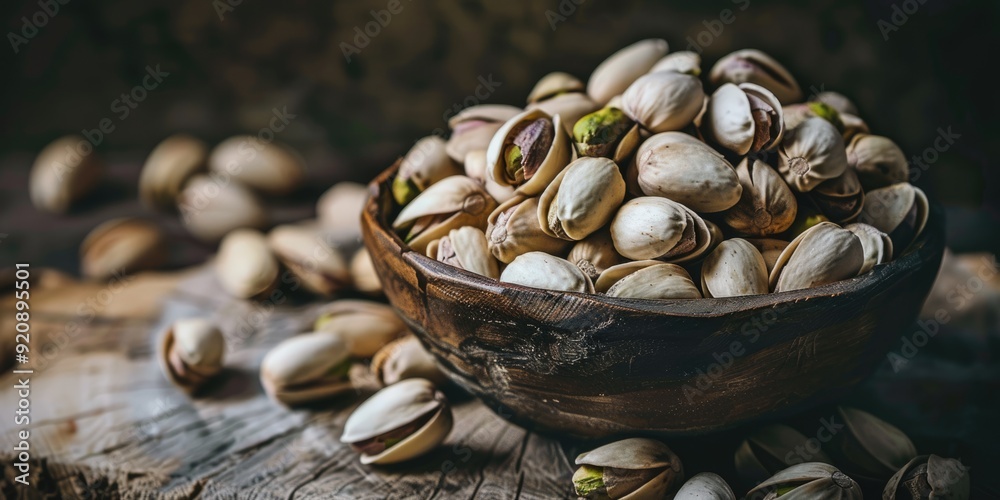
[317,182,369,243]
[371,335,447,387]
[268,224,350,296]
[538,157,626,241]
[486,108,573,195]
[29,135,103,214]
[734,424,835,488]
[811,167,865,223]
[139,134,207,212]
[748,462,862,500]
[723,157,797,236]
[745,238,789,275]
[635,132,742,213]
[208,136,303,195]
[568,228,626,281]
[463,150,516,203]
[80,217,166,280]
[844,223,893,274]
[858,183,928,257]
[527,92,602,136]
[883,455,970,500]
[769,222,865,292]
[500,251,594,293]
[605,263,702,300]
[486,196,571,264]
[341,378,453,465]
[831,406,917,479]
[839,113,870,141]
[216,229,279,299]
[574,437,683,500]
[159,318,225,392]
[815,91,858,116]
[701,238,769,298]
[846,134,909,190]
[675,473,735,500]
[392,175,497,254]
[177,174,267,242]
[527,71,585,103]
[610,197,713,263]
[650,51,702,76]
[709,49,803,104]
[572,107,640,163]
[595,260,660,293]
[622,71,705,133]
[314,300,407,358]
[777,117,849,192]
[393,136,463,205]
[702,83,784,155]
[260,331,353,406]
[446,105,522,163]
[350,247,382,296]
[587,39,670,105]
[426,226,500,279]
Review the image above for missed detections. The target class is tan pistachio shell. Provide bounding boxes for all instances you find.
[341,378,453,465]
[777,117,849,192]
[80,218,167,280]
[371,335,448,387]
[883,454,970,500]
[748,462,862,500]
[485,196,571,264]
[621,71,705,133]
[350,247,382,296]
[839,113,870,141]
[832,406,917,479]
[575,437,684,500]
[605,263,702,300]
[462,149,516,203]
[634,132,742,213]
[723,157,797,236]
[846,134,909,189]
[177,174,267,242]
[610,197,712,263]
[674,472,735,500]
[744,238,789,275]
[208,136,303,195]
[538,157,626,241]
[810,167,865,223]
[709,49,803,104]
[314,300,408,358]
[316,182,369,242]
[139,134,207,211]
[701,83,784,155]
[587,39,670,105]
[486,108,573,196]
[701,238,769,298]
[215,229,279,299]
[29,135,103,214]
[426,226,500,279]
[392,175,497,254]
[396,135,463,200]
[844,223,893,274]
[595,260,662,293]
[650,51,702,76]
[527,92,601,136]
[446,104,522,163]
[267,224,350,297]
[260,331,353,406]
[858,183,928,257]
[159,318,225,393]
[769,222,865,292]
[527,71,585,103]
[500,251,594,293]
[815,91,858,116]
[568,228,626,281]
[734,424,835,487]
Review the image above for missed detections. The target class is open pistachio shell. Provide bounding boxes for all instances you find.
[371,336,448,387]
[139,134,207,212]
[446,104,522,163]
[463,149,515,203]
[675,472,735,500]
[605,263,702,300]
[635,132,742,213]
[392,175,497,254]
[393,136,463,205]
[29,135,103,214]
[568,228,626,281]
[650,51,702,76]
[734,424,835,488]
[587,39,670,105]
[426,226,500,279]
[215,229,279,299]
[811,167,865,223]
[846,133,909,189]
[208,136,303,195]
[341,378,453,465]
[177,174,268,242]
[844,223,893,274]
[858,183,928,257]
[815,91,858,116]
[709,49,803,104]
[260,331,353,406]
[80,217,167,280]
[622,71,705,133]
[538,157,626,241]
[883,454,970,500]
[769,222,864,292]
[831,406,917,479]
[572,107,639,161]
[595,260,662,293]
[777,117,849,193]
[527,71,585,103]
[485,196,571,264]
[268,224,350,297]
[159,318,225,393]
[500,251,594,293]
[317,182,369,243]
[744,238,789,275]
[350,247,382,296]
[701,238,769,298]
[527,92,602,136]
[723,157,797,236]
[574,437,684,500]
[748,462,862,500]
[314,300,408,358]
[486,108,573,196]
[610,197,713,263]
[701,83,784,155]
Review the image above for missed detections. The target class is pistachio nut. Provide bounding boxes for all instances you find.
[777,117,849,192]
[604,262,702,300]
[350,247,382,296]
[650,51,702,76]
[392,175,497,254]
[215,229,279,299]
[371,335,447,387]
[747,462,862,500]
[675,472,735,500]
[839,112,870,141]
[769,222,864,292]
[159,318,225,393]
[701,238,769,298]
[314,300,408,358]
[177,174,268,242]
[573,107,640,163]
[465,149,515,203]
[393,136,463,205]
[846,134,909,189]
[260,331,354,406]
[610,197,714,263]
[782,102,849,134]
[446,104,522,163]
[883,455,970,500]
[858,183,928,257]
[426,226,500,279]
[744,238,789,275]
[500,251,594,293]
[702,83,784,155]
[316,182,370,243]
[709,49,803,104]
[485,196,571,264]
[634,132,742,213]
[587,38,670,105]
[527,92,602,136]
[139,134,207,212]
[734,424,835,488]
[341,378,453,465]
[573,437,683,500]
[829,406,917,479]
[594,260,660,293]
[268,224,351,297]
[568,228,626,281]
[538,157,626,241]
[723,157,797,236]
[29,135,103,214]
[784,203,832,240]
[815,91,859,116]
[810,167,865,223]
[208,135,303,195]
[844,223,893,274]
[80,217,167,280]
[621,71,705,133]
[486,108,573,196]
[527,71,585,103]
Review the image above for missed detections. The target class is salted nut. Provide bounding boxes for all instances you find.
[650,51,702,76]
[313,300,408,358]
[568,229,626,281]
[500,251,594,293]
[829,406,917,479]
[722,157,797,236]
[485,196,571,264]
[371,335,447,387]
[215,229,279,299]
[268,224,351,297]
[599,261,702,300]
[847,133,909,189]
[426,226,500,279]
[858,183,928,257]
[709,49,803,104]
[159,318,225,393]
[587,39,670,106]
[634,132,742,213]
[29,135,103,214]
[701,238,769,298]
[341,378,454,465]
[139,134,207,212]
[316,182,370,243]
[777,117,849,193]
[621,71,705,133]
[208,135,303,196]
[350,248,382,296]
[747,462,862,500]
[883,455,970,500]
[701,82,784,155]
[486,108,572,196]
[538,157,626,241]
[769,222,864,293]
[177,174,268,242]
[674,472,735,500]
[393,135,463,205]
[610,197,715,263]
[572,107,640,163]
[260,331,354,406]
[573,437,684,500]
[734,424,835,488]
[80,217,167,280]
[446,104,522,163]
[845,223,893,274]
[392,175,497,254]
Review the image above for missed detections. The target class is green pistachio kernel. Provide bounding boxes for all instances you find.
[807,101,845,133]
[573,107,633,157]
[573,465,606,498]
[504,144,524,182]
[392,176,421,206]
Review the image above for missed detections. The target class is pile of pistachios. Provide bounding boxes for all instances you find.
[391,40,929,298]
[573,406,969,499]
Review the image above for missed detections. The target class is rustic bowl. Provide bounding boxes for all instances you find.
[361,162,945,438]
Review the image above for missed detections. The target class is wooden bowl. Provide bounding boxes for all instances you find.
[361,162,945,438]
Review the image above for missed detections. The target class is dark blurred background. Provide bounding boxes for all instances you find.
[1,0,998,268]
